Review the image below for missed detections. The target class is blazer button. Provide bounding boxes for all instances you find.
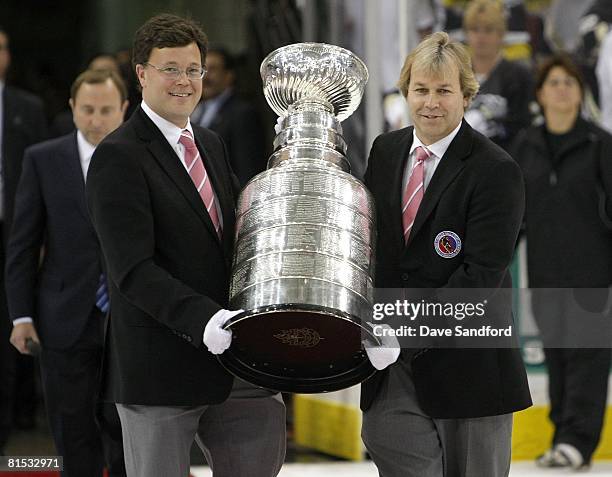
[401,273,410,281]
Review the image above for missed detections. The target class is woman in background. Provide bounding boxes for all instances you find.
[513,54,612,471]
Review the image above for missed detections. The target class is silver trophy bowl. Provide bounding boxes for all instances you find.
[261,43,368,121]
[218,43,378,393]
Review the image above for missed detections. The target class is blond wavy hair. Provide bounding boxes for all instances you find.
[397,32,479,107]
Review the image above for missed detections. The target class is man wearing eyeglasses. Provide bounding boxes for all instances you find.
[85,14,286,477]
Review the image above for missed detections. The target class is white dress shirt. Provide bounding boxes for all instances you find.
[141,100,195,170]
[140,100,223,228]
[402,121,463,193]
[77,130,96,179]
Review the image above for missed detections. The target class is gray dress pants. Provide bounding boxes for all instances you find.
[362,363,512,477]
[116,378,286,477]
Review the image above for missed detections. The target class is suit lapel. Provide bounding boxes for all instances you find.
[133,109,223,246]
[405,121,472,249]
[388,130,414,256]
[59,133,91,224]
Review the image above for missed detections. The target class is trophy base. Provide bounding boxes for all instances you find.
[218,305,378,393]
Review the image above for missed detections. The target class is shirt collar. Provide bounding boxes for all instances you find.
[141,100,194,147]
[410,121,463,159]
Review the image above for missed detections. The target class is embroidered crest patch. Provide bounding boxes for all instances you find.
[434,231,461,258]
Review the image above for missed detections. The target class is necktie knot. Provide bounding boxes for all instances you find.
[179,130,197,151]
[414,146,431,164]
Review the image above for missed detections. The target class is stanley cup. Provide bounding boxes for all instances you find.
[218,43,379,393]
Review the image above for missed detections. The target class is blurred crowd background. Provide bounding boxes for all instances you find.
[2,0,611,177]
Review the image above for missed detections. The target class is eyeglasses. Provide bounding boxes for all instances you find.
[144,63,207,80]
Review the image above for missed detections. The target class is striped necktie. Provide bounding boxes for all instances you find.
[402,146,431,243]
[179,130,222,238]
[95,274,109,313]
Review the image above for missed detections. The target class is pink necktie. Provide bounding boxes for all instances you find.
[179,130,222,238]
[402,146,431,243]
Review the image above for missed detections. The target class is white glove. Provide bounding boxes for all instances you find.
[203,309,244,354]
[363,323,400,370]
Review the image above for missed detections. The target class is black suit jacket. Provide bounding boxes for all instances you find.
[192,92,267,186]
[5,133,103,349]
[86,106,240,406]
[512,118,612,287]
[2,86,47,240]
[361,120,532,419]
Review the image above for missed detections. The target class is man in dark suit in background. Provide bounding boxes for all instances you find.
[6,69,127,477]
[361,32,531,477]
[0,25,47,453]
[86,14,285,477]
[191,46,267,186]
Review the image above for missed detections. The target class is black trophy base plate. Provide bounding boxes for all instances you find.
[217,305,377,393]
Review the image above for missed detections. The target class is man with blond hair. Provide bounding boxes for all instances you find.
[462,0,532,150]
[361,31,531,477]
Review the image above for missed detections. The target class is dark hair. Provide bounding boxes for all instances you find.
[87,53,120,71]
[207,45,236,71]
[0,25,8,46]
[535,53,584,98]
[70,69,128,103]
[132,14,208,69]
